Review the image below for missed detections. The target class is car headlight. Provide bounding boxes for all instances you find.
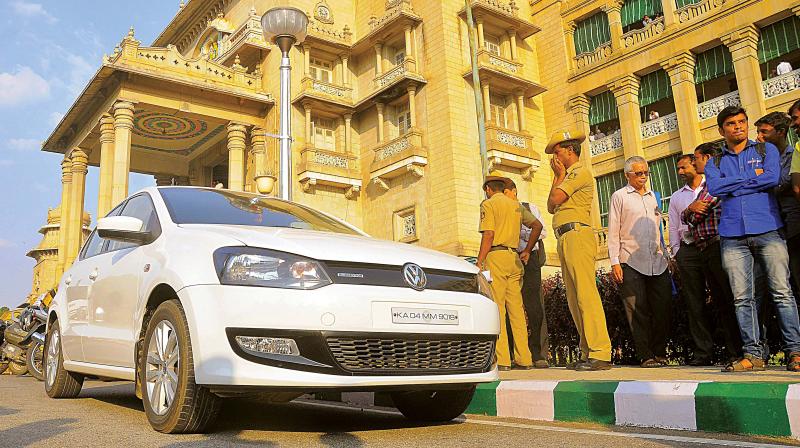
[213,247,332,290]
[477,272,494,301]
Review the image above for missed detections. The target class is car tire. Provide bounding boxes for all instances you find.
[9,361,28,376]
[140,300,221,434]
[44,320,84,398]
[390,386,476,422]
[27,339,45,381]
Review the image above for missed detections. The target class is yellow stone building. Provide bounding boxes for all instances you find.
[31,0,800,292]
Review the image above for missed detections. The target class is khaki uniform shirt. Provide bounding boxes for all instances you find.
[479,193,538,248]
[552,161,594,228]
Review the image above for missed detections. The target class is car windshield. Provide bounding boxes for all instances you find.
[159,188,361,235]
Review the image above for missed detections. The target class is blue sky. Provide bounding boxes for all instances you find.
[0,1,177,308]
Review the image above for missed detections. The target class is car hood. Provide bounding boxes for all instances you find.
[178,224,478,273]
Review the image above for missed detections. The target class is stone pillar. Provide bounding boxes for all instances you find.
[508,29,518,60]
[604,1,624,52]
[722,25,766,134]
[56,156,72,278]
[304,102,313,146]
[303,44,311,78]
[111,100,135,207]
[481,82,491,124]
[340,54,350,86]
[97,114,115,218]
[476,17,485,49]
[252,127,267,179]
[609,75,644,158]
[66,149,88,266]
[662,0,677,28]
[376,102,385,142]
[374,43,383,76]
[344,114,353,153]
[569,94,602,230]
[154,174,173,186]
[661,51,703,153]
[564,22,577,72]
[407,84,417,128]
[515,91,526,132]
[227,123,247,191]
[404,25,413,60]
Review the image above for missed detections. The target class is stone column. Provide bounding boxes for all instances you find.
[407,84,417,128]
[97,114,115,218]
[376,102,385,142]
[56,156,72,278]
[227,123,247,191]
[476,17,485,49]
[404,25,413,60]
[661,51,703,153]
[252,127,267,179]
[508,29,518,60]
[569,94,602,230]
[564,21,577,72]
[722,25,766,134]
[344,114,353,153]
[604,1,624,52]
[515,91,526,132]
[303,44,311,78]
[481,82,491,125]
[304,102,313,146]
[66,149,88,266]
[111,100,135,207]
[154,174,173,186]
[340,54,350,86]
[374,43,383,77]
[662,0,677,28]
[609,75,644,158]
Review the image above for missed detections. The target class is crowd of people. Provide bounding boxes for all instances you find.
[476,101,800,373]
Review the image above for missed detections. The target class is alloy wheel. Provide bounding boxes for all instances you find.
[145,320,180,416]
[46,330,60,388]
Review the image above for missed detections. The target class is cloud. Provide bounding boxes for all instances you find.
[11,1,57,23]
[0,239,16,249]
[0,66,50,106]
[6,138,40,152]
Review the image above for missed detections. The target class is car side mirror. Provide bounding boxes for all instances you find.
[97,216,152,244]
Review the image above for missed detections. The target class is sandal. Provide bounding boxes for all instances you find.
[722,354,765,372]
[788,352,800,372]
[640,358,662,368]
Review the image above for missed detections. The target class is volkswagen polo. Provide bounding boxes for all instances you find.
[44,187,499,433]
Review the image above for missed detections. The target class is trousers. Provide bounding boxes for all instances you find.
[486,249,532,367]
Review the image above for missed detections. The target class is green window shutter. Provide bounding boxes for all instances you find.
[694,46,734,84]
[758,16,800,64]
[621,0,663,28]
[596,170,627,227]
[574,12,612,54]
[675,0,702,8]
[649,154,683,211]
[638,69,673,107]
[589,91,619,126]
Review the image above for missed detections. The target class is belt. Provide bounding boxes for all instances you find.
[554,222,587,239]
[489,245,515,252]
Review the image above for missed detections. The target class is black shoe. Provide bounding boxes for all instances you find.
[575,358,612,371]
[688,358,713,366]
[513,363,535,370]
[566,360,588,370]
[498,365,512,371]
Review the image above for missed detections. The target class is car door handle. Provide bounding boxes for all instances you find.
[88,269,99,281]
[64,275,72,286]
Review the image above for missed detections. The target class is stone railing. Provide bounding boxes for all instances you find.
[697,91,740,121]
[477,49,522,75]
[622,17,664,49]
[299,147,359,172]
[641,112,678,139]
[575,42,612,70]
[470,0,520,17]
[308,20,353,44]
[217,13,267,60]
[301,77,353,102]
[486,125,532,151]
[677,0,726,24]
[369,0,418,31]
[375,132,414,162]
[595,227,608,251]
[375,58,418,89]
[589,130,623,156]
[762,68,800,99]
[370,129,427,185]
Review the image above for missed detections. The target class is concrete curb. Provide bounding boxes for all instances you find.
[312,381,800,439]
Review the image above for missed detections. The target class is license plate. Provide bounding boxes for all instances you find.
[391,307,459,325]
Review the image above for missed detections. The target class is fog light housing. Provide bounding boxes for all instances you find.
[235,336,300,356]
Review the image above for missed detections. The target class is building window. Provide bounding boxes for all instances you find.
[648,153,683,212]
[312,117,335,151]
[490,94,509,128]
[574,12,611,55]
[396,104,411,136]
[394,50,406,65]
[394,206,418,243]
[596,170,626,227]
[310,57,333,83]
[484,34,501,56]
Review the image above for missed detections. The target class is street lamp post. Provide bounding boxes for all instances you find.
[261,7,308,201]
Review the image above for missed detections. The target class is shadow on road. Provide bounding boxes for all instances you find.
[0,406,20,416]
[0,418,77,446]
[81,383,144,412]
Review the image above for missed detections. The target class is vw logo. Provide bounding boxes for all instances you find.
[403,263,427,291]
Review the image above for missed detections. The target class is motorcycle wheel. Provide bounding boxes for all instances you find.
[0,362,7,375]
[27,340,45,381]
[9,361,28,376]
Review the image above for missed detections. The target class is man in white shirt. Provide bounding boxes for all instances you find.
[777,61,793,76]
[504,180,548,368]
[608,156,672,368]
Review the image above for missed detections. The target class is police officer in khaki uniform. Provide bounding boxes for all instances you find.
[477,176,539,370]
[546,131,613,371]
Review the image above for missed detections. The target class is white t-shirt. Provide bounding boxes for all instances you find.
[777,61,793,75]
[517,202,548,252]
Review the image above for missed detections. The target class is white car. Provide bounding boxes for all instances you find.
[45,187,499,433]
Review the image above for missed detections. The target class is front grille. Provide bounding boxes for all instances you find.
[326,337,494,373]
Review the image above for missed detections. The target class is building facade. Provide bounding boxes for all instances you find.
[31,0,800,292]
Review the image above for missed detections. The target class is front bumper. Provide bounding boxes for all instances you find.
[178,284,500,388]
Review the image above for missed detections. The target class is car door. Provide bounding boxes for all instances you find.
[82,193,161,368]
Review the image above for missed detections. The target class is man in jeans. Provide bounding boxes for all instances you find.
[705,106,800,372]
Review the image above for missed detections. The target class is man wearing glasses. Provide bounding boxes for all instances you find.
[607,156,672,368]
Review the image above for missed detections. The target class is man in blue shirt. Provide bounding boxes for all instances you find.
[705,106,800,373]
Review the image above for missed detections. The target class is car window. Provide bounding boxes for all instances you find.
[106,193,162,252]
[79,230,104,260]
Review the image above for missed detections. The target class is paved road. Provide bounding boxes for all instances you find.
[0,375,797,447]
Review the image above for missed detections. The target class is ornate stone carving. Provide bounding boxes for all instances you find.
[344,185,360,199]
[762,69,800,99]
[589,130,623,156]
[372,177,390,191]
[677,0,726,24]
[406,164,424,177]
[312,81,347,97]
[640,113,678,139]
[496,130,527,149]
[314,1,334,24]
[301,178,317,193]
[622,17,664,49]
[697,91,740,121]
[375,135,410,161]
[488,56,518,73]
[402,213,416,239]
[376,63,408,88]
[314,152,349,168]
[574,42,612,70]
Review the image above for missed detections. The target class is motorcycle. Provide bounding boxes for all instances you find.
[1,290,53,380]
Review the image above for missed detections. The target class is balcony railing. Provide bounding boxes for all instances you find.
[374,58,421,90]
[477,49,522,76]
[300,77,353,104]
[589,130,623,157]
[595,228,608,251]
[297,147,361,196]
[370,129,428,187]
[217,12,268,62]
[697,91,740,121]
[574,42,612,70]
[622,17,664,49]
[762,68,800,99]
[641,113,678,139]
[676,0,726,24]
